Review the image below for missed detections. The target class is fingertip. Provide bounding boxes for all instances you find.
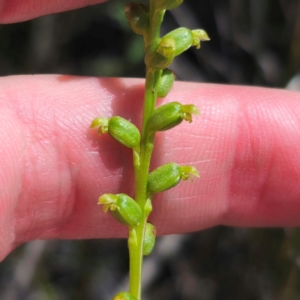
[0,0,108,23]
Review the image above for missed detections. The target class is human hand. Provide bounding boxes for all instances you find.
[0,0,107,23]
[1,2,300,262]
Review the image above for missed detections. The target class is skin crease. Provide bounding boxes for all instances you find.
[0,2,300,261]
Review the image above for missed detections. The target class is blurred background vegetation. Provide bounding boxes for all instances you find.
[1,0,300,299]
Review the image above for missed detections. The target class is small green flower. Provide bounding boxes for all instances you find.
[91,116,141,150]
[155,69,176,98]
[148,101,199,132]
[98,194,142,227]
[113,292,137,300]
[125,3,149,36]
[90,117,109,133]
[147,163,199,195]
[143,223,156,256]
[157,27,210,58]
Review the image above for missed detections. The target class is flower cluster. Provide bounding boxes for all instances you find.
[90,1,209,299]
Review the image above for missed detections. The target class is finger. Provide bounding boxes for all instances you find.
[0,0,107,23]
[1,75,300,261]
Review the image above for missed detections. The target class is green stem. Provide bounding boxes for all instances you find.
[128,2,165,299]
[128,70,156,300]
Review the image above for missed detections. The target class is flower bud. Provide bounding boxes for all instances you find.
[108,117,140,149]
[98,194,142,227]
[113,292,137,300]
[155,69,176,98]
[155,0,183,10]
[125,3,149,36]
[91,116,141,150]
[147,163,181,195]
[147,163,199,195]
[143,223,156,256]
[148,102,199,132]
[157,27,210,58]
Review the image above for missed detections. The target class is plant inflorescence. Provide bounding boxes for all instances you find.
[90,1,209,299]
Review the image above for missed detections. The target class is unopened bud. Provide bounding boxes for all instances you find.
[155,69,176,98]
[143,223,156,256]
[125,3,149,36]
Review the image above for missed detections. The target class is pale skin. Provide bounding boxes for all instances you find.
[1,0,300,262]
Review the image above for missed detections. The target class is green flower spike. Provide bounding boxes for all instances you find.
[125,3,149,36]
[147,163,199,196]
[155,0,183,10]
[113,292,137,300]
[148,101,200,132]
[155,69,176,98]
[92,0,209,297]
[143,223,156,256]
[157,27,210,58]
[98,194,142,227]
[91,116,141,150]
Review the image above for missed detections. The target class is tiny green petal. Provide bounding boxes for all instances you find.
[143,223,156,256]
[98,193,118,212]
[98,194,142,227]
[108,116,141,149]
[155,69,176,98]
[191,29,210,49]
[180,104,200,122]
[125,3,149,36]
[113,292,137,300]
[90,117,109,134]
[180,166,200,180]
